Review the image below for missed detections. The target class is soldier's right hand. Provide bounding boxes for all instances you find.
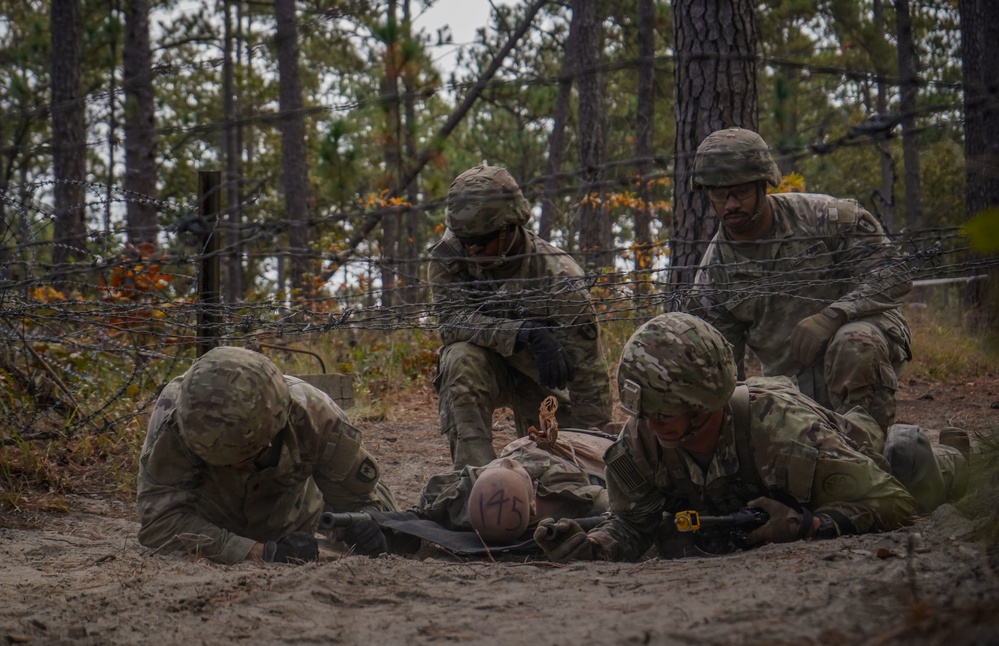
[517,322,576,390]
[533,518,595,563]
[341,518,389,557]
[263,531,319,564]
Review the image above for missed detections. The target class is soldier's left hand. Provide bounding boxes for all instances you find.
[744,497,810,545]
[790,311,842,366]
[517,322,576,390]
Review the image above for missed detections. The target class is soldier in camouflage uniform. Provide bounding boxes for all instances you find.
[418,431,613,542]
[689,127,912,433]
[137,347,399,564]
[429,165,613,469]
[533,313,963,563]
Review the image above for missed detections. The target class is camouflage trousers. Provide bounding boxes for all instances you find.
[797,320,908,435]
[434,341,608,470]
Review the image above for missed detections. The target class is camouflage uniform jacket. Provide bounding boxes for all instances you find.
[418,435,610,530]
[428,228,611,412]
[692,193,912,378]
[137,376,387,564]
[590,377,917,561]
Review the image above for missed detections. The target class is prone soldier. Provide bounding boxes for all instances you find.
[535,313,965,562]
[136,347,398,564]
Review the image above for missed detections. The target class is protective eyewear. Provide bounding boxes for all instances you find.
[706,184,757,203]
[456,227,506,248]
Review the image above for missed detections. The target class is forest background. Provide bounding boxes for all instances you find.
[1,0,999,507]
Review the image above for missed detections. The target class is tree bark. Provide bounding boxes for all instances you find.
[873,0,895,230]
[379,0,401,309]
[539,19,575,242]
[274,0,311,294]
[573,0,611,269]
[401,0,422,306]
[634,0,655,294]
[50,0,88,284]
[895,0,921,230]
[123,0,158,248]
[670,0,758,294]
[222,0,243,302]
[958,0,999,329]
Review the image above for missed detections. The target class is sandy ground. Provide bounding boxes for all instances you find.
[2,377,999,645]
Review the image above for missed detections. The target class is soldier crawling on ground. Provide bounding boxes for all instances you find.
[534,313,967,563]
[428,165,613,470]
[689,127,913,435]
[136,347,398,564]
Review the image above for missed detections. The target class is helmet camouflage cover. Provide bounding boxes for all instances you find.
[691,127,781,190]
[177,346,291,466]
[616,312,737,419]
[445,165,531,237]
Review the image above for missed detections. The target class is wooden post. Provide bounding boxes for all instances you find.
[197,170,222,357]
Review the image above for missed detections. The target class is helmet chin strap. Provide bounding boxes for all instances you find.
[477,225,521,270]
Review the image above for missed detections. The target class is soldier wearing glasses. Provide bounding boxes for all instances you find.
[688,128,913,435]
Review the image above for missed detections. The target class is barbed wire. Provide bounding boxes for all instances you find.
[1,189,993,443]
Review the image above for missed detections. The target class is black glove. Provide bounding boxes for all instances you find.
[263,532,319,564]
[533,518,595,563]
[341,518,388,557]
[517,322,576,390]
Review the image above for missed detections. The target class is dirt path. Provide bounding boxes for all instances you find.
[2,379,998,645]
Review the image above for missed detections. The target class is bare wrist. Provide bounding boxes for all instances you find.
[247,542,266,562]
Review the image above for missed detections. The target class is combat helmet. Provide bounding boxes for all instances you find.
[177,346,291,466]
[616,312,736,419]
[691,127,781,190]
[445,165,531,237]
[467,458,534,543]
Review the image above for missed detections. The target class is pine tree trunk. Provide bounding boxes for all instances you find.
[634,0,655,297]
[670,0,758,295]
[895,0,921,230]
[380,0,401,308]
[539,21,575,243]
[50,0,88,285]
[222,0,243,302]
[123,0,158,248]
[873,0,895,231]
[958,0,999,329]
[573,0,611,270]
[274,0,311,294]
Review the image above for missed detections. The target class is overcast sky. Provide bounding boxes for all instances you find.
[413,0,515,72]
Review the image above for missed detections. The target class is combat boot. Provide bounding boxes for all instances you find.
[938,426,971,457]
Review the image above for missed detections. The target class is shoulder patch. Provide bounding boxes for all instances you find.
[605,441,648,493]
[828,199,858,225]
[430,235,465,262]
[856,212,882,234]
[355,457,378,483]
